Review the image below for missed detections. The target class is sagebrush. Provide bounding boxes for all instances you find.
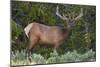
[11,49,95,66]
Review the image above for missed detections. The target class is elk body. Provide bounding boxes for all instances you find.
[24,6,83,57]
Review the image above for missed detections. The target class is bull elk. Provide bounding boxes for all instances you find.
[24,6,83,57]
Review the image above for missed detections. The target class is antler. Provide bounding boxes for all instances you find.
[56,6,68,21]
[74,8,83,20]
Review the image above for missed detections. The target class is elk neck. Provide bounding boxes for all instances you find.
[63,20,71,32]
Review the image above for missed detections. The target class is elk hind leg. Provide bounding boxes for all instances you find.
[26,37,39,60]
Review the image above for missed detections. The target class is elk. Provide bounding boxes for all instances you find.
[24,6,83,57]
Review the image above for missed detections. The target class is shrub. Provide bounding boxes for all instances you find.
[11,49,96,66]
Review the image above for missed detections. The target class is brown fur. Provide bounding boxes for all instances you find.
[26,22,69,51]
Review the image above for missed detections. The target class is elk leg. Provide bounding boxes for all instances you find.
[53,44,59,53]
[26,37,39,61]
[26,37,38,62]
[26,41,34,62]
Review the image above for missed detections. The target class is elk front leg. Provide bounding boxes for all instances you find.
[53,44,59,53]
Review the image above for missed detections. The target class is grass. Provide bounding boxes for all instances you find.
[11,49,96,66]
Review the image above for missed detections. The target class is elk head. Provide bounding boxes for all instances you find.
[56,6,83,30]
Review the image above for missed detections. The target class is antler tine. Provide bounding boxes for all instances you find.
[74,8,83,20]
[56,6,68,20]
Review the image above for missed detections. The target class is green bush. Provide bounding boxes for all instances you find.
[12,20,23,41]
[12,20,23,51]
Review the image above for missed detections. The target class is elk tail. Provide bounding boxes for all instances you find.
[24,23,33,38]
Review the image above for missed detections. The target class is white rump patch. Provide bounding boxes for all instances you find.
[24,23,33,38]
